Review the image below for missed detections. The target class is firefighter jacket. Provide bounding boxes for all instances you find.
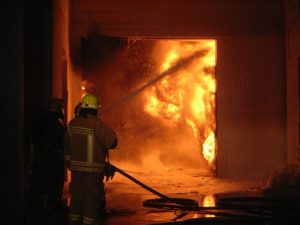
[64,115,117,173]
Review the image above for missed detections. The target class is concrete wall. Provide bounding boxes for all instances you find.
[53,0,69,121]
[216,37,286,179]
[52,1,69,99]
[53,0,83,122]
[285,0,300,165]
[69,0,287,179]
[24,0,53,134]
[71,0,284,37]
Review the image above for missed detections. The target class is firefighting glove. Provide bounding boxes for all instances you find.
[104,162,116,182]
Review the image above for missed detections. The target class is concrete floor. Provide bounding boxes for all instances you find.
[101,165,260,225]
[27,164,299,225]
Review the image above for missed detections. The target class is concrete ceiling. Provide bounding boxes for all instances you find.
[70,0,284,37]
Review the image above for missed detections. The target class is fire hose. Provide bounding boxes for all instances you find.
[107,163,199,210]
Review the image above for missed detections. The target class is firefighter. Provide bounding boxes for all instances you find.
[30,98,66,211]
[73,101,109,216]
[65,93,118,225]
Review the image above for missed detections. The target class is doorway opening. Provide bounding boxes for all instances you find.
[80,38,217,173]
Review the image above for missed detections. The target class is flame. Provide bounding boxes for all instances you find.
[143,39,216,168]
[203,129,216,166]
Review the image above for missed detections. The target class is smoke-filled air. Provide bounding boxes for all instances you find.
[81,38,216,173]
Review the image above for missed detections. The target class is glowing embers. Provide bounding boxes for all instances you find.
[143,40,216,169]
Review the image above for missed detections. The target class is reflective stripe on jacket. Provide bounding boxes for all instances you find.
[65,115,117,173]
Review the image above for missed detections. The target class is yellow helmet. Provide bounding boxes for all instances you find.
[80,93,100,109]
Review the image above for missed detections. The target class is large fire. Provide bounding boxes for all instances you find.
[143,40,216,168]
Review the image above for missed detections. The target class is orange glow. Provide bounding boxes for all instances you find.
[202,195,216,218]
[202,194,216,207]
[143,40,216,168]
[80,80,94,98]
[81,84,87,98]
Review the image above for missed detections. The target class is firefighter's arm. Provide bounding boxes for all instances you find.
[96,121,118,150]
[103,127,118,150]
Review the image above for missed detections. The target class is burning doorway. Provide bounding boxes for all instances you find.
[80,38,217,173]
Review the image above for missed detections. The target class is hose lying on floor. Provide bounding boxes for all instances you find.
[109,163,199,210]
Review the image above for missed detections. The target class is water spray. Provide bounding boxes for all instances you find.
[100,49,209,115]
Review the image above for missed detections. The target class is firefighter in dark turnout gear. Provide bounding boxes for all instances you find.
[29,98,66,211]
[65,93,118,225]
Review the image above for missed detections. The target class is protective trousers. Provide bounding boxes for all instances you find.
[69,171,104,225]
[41,151,65,208]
